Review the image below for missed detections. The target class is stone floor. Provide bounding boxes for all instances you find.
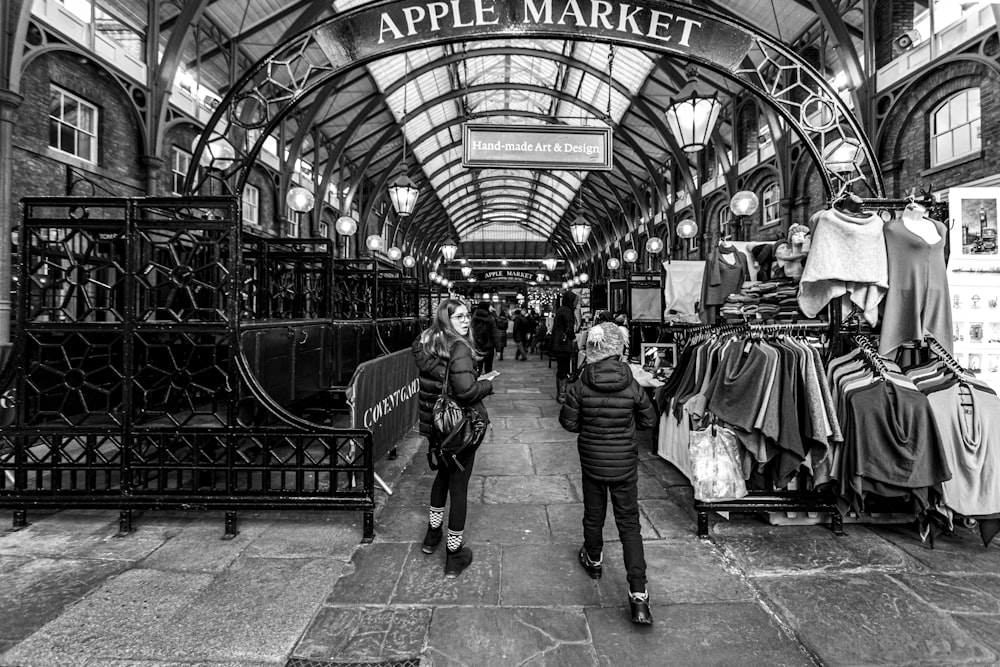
[3,350,1000,666]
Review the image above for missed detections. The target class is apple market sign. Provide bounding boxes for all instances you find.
[482,270,537,281]
[464,124,612,170]
[314,0,754,72]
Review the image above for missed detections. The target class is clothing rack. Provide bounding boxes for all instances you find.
[684,322,845,538]
[923,334,968,375]
[854,335,889,379]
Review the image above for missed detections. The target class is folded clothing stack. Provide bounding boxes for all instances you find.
[720,278,810,322]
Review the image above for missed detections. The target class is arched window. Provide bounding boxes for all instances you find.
[931,88,981,166]
[762,184,781,228]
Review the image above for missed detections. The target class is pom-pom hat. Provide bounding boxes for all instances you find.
[586,322,623,364]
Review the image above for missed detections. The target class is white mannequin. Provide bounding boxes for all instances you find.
[901,203,942,245]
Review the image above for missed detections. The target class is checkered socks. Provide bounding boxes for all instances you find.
[428,507,444,529]
[446,529,463,552]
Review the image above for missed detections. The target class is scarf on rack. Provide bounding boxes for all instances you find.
[798,208,888,326]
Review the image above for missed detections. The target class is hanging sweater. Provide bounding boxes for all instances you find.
[798,208,888,326]
[700,245,748,323]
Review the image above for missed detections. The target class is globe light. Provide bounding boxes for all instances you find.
[335,215,358,236]
[366,234,383,251]
[429,271,439,281]
[646,237,665,254]
[285,186,315,213]
[623,248,639,263]
[579,272,589,283]
[387,246,403,261]
[730,191,760,217]
[607,257,621,270]
[676,219,698,239]
[402,255,416,268]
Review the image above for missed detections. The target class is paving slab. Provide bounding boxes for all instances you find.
[545,502,658,544]
[500,417,543,430]
[638,498,699,540]
[587,602,814,666]
[489,401,544,417]
[0,569,214,667]
[878,523,1000,574]
[0,556,129,643]
[293,606,430,663]
[594,541,754,606]
[500,543,603,607]
[239,515,364,560]
[635,469,672,499]
[890,573,1000,614]
[514,428,577,444]
[483,474,578,504]
[373,503,427,544]
[425,606,592,666]
[136,556,345,664]
[391,543,501,605]
[472,441,534,476]
[464,503,552,545]
[712,522,915,576]
[640,457,692,487]
[0,510,172,562]
[81,661,278,667]
[138,515,265,572]
[953,615,1000,660]
[327,542,412,605]
[530,442,581,475]
[756,573,997,665]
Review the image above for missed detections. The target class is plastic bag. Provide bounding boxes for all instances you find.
[688,421,747,502]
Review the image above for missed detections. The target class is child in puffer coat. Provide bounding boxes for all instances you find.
[559,322,657,625]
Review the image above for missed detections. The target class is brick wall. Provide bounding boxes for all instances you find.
[13,51,143,200]
[877,60,1000,196]
[874,0,917,69]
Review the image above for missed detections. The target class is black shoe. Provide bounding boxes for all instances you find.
[422,525,442,554]
[445,545,474,578]
[578,546,602,579]
[630,592,653,625]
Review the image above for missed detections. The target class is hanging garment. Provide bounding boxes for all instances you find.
[798,208,888,325]
[925,383,1000,516]
[662,260,706,315]
[700,246,748,323]
[878,218,953,356]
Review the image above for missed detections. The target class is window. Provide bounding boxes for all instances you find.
[172,148,192,195]
[687,234,699,254]
[49,86,98,163]
[318,221,329,239]
[242,185,260,226]
[719,207,735,240]
[932,88,981,166]
[762,184,781,227]
[287,208,303,237]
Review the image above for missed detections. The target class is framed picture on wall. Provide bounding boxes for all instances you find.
[640,342,676,370]
[952,187,1000,257]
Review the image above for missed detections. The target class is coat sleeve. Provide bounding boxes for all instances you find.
[559,381,581,432]
[449,344,493,404]
[634,382,657,431]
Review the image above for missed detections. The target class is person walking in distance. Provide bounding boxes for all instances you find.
[550,291,577,402]
[559,322,657,624]
[472,302,498,375]
[496,309,509,360]
[412,299,498,578]
[513,309,530,361]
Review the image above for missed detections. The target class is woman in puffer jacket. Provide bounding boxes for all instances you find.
[412,298,497,579]
[559,322,657,625]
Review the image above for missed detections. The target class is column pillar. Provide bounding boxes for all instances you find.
[142,155,165,196]
[0,89,24,359]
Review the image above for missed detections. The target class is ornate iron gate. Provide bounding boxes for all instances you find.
[0,196,375,540]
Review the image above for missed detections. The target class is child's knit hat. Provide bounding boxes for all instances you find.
[586,322,623,364]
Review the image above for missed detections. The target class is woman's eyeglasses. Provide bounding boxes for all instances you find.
[451,313,471,321]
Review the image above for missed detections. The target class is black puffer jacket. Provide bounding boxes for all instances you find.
[559,358,656,482]
[412,336,493,439]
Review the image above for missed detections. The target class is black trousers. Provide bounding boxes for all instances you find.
[477,352,494,375]
[430,451,477,533]
[581,473,647,593]
[554,353,572,380]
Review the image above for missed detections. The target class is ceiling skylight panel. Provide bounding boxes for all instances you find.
[613,47,655,94]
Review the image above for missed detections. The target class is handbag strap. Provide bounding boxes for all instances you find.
[440,356,452,397]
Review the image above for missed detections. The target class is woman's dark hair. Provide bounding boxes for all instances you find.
[419,298,480,359]
[596,310,614,323]
[561,291,577,308]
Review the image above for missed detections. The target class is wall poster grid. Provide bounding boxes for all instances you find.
[948,187,1000,394]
